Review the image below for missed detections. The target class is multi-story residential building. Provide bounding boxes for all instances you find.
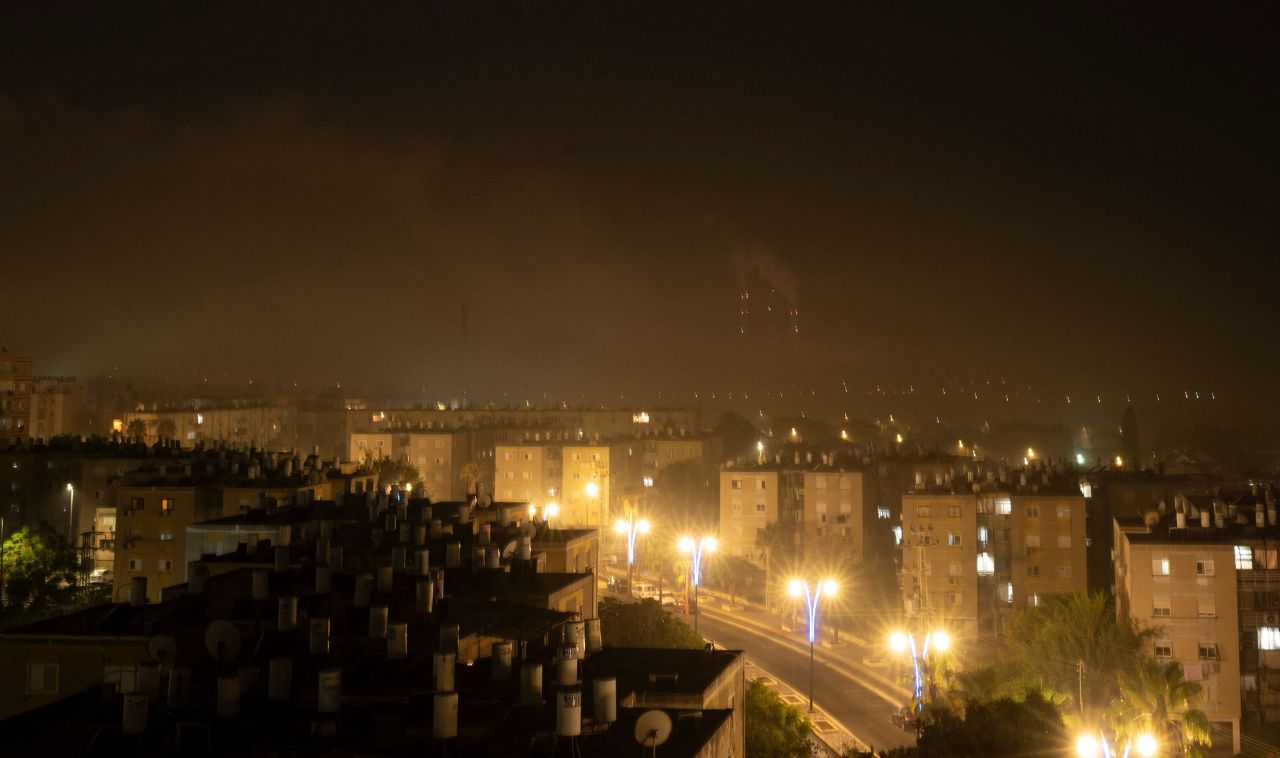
[118,403,295,449]
[900,467,1087,637]
[718,461,802,559]
[493,438,636,528]
[801,464,867,562]
[349,428,474,501]
[1113,489,1280,754]
[0,350,33,445]
[29,377,88,439]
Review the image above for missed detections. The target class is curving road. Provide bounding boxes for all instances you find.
[695,605,917,754]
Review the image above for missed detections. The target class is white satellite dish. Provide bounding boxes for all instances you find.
[634,709,672,749]
[479,494,492,508]
[148,635,177,664]
[204,620,241,662]
[971,483,981,495]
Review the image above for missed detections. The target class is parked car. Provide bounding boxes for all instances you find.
[660,590,678,606]
[89,568,114,585]
[633,583,659,600]
[891,706,914,730]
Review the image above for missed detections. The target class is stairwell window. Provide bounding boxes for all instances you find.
[1259,627,1280,650]
[1152,557,1170,576]
[1236,546,1254,570]
[976,553,995,575]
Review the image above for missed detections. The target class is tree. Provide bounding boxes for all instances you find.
[745,678,811,758]
[755,521,791,611]
[713,411,759,461]
[1,522,80,629]
[598,597,705,649]
[916,692,1067,757]
[125,418,147,440]
[458,462,483,496]
[652,460,716,525]
[704,554,759,606]
[1112,659,1211,757]
[366,456,422,492]
[156,418,177,440]
[1001,592,1154,713]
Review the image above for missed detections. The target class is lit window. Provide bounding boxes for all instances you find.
[1025,535,1041,548]
[1237,546,1254,570]
[160,498,173,515]
[1029,592,1040,606]
[1057,505,1072,518]
[877,507,890,519]
[947,505,961,518]
[1259,628,1280,651]
[1079,483,1092,498]
[976,553,995,575]
[994,497,1012,515]
[1196,560,1215,576]
[978,526,988,542]
[1004,582,1013,603]
[1152,558,1170,576]
[892,526,902,545]
[731,480,743,490]
[948,533,961,546]
[643,476,654,487]
[159,532,174,542]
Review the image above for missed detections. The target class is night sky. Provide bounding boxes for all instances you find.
[3,3,1277,423]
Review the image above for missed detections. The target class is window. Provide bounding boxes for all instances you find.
[1256,547,1280,570]
[978,526,988,542]
[128,559,142,571]
[503,451,513,461]
[1057,565,1072,578]
[1196,560,1215,576]
[642,476,654,487]
[1154,642,1173,659]
[1028,565,1040,577]
[731,480,743,490]
[130,497,144,512]
[1151,594,1171,617]
[1026,506,1040,518]
[731,503,742,514]
[503,472,514,480]
[877,507,891,520]
[947,505,961,518]
[1029,592,1041,607]
[916,505,931,518]
[994,497,1011,515]
[949,562,962,576]
[1152,558,1170,576]
[1237,546,1254,570]
[1198,596,1216,618]
[976,553,995,575]
[759,480,767,491]
[1259,627,1280,650]
[1079,483,1093,498]
[26,663,58,695]
[1005,582,1014,603]
[1198,643,1219,661]
[755,503,766,513]
[815,478,827,490]
[1057,535,1072,549]
[1057,505,1072,519]
[1025,535,1041,548]
[159,560,173,572]
[947,592,960,606]
[159,532,174,542]
[947,533,961,546]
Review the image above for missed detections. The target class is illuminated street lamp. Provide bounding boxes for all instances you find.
[888,629,951,713]
[585,481,601,525]
[1074,731,1156,758]
[788,577,837,712]
[678,535,717,632]
[65,483,75,541]
[614,513,650,598]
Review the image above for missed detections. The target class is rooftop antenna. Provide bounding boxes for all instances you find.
[634,710,672,757]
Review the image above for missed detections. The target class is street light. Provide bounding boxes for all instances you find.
[678,535,717,632]
[788,577,837,712]
[888,629,951,712]
[1074,731,1156,758]
[65,483,75,541]
[585,481,601,526]
[614,513,650,598]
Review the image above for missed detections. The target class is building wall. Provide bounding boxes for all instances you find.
[0,351,33,445]
[801,470,865,562]
[902,493,980,631]
[0,635,149,720]
[1116,535,1241,748]
[719,469,781,558]
[495,444,558,508]
[112,487,212,602]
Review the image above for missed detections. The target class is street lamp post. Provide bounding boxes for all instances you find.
[66,483,75,542]
[678,535,717,633]
[614,513,650,599]
[788,577,837,713]
[889,629,951,715]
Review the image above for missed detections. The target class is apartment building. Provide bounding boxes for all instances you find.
[0,350,33,445]
[350,428,473,501]
[901,468,1087,637]
[718,462,802,559]
[802,465,867,562]
[1113,489,1280,754]
[492,438,635,528]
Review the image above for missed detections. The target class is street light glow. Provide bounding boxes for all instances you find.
[679,536,694,553]
[889,631,908,653]
[1134,733,1157,757]
[787,579,803,597]
[66,482,74,491]
[637,519,650,534]
[585,481,600,497]
[614,519,628,534]
[1075,734,1099,758]
[704,536,717,552]
[821,579,837,596]
[932,630,951,652]
[545,502,559,518]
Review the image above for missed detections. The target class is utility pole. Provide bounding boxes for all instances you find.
[1077,659,1085,715]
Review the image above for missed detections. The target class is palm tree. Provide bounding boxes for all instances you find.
[458,462,483,497]
[755,522,790,613]
[125,418,147,441]
[1112,659,1211,757]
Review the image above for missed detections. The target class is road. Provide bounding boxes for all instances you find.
[694,605,917,753]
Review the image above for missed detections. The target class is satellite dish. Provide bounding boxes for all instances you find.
[971,483,981,495]
[479,494,492,508]
[148,635,177,664]
[204,620,241,662]
[634,710,673,748]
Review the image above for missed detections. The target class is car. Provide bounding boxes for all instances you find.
[89,568,114,585]
[633,583,659,600]
[660,591,678,606]
[891,706,914,730]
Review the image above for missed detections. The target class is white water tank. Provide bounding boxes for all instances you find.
[268,658,292,701]
[593,676,617,723]
[122,692,149,735]
[415,523,428,546]
[492,641,514,680]
[315,566,332,594]
[309,617,330,654]
[274,545,290,572]
[252,570,269,601]
[564,621,586,659]
[446,542,461,567]
[556,688,582,737]
[518,536,532,561]
[318,668,342,713]
[353,574,373,608]
[485,546,501,569]
[433,691,459,739]
[440,624,460,654]
[521,662,543,706]
[1201,510,1211,528]
[559,655,578,686]
[378,564,394,593]
[416,580,434,613]
[387,623,408,659]
[415,548,430,575]
[217,675,240,718]
[585,618,603,654]
[369,606,389,639]
[1176,512,1187,529]
[278,596,297,631]
[434,651,456,692]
